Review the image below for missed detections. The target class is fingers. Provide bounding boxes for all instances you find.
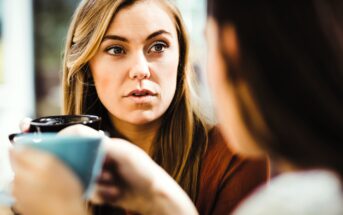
[89,188,105,205]
[10,148,37,172]
[10,148,58,197]
[91,162,123,205]
[10,147,84,214]
[10,149,48,206]
[19,117,32,132]
[102,137,145,161]
[97,185,122,203]
[97,171,115,186]
[90,184,121,205]
[10,148,58,172]
[97,156,128,188]
[90,155,127,206]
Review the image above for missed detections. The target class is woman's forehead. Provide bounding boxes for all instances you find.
[106,1,177,39]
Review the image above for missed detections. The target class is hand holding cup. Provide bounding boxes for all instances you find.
[10,124,105,215]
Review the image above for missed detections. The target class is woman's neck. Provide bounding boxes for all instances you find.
[109,115,161,154]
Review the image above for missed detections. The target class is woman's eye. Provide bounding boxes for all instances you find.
[149,42,168,53]
[106,46,125,55]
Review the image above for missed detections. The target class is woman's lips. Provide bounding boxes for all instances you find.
[127,89,157,97]
[124,89,157,104]
[126,95,156,104]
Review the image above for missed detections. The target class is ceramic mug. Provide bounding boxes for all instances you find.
[12,133,105,198]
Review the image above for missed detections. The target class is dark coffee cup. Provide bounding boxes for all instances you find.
[8,115,101,142]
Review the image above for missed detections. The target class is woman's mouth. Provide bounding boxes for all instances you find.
[128,89,157,96]
[125,89,157,103]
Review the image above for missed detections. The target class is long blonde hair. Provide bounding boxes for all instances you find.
[62,0,209,201]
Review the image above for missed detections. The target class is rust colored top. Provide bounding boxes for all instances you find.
[195,127,269,215]
[92,127,269,215]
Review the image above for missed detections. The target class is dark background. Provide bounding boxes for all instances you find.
[34,0,79,116]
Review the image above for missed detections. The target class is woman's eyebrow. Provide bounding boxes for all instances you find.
[146,30,172,41]
[102,35,128,42]
[102,30,171,43]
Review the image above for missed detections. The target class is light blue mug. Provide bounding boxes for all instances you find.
[3,133,105,206]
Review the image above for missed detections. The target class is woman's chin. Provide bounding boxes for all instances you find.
[124,114,161,126]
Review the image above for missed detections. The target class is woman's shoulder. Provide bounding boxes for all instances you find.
[205,125,235,161]
[196,126,269,215]
[234,170,343,215]
[204,125,268,170]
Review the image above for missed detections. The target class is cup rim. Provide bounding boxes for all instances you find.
[30,114,101,127]
[12,132,102,144]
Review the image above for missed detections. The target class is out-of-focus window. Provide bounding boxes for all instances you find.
[0,0,2,84]
[0,0,34,133]
[0,0,34,192]
[175,0,207,69]
[175,0,214,119]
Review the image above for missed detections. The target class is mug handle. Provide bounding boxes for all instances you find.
[8,133,23,143]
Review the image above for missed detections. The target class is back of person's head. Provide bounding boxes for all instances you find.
[207,0,343,176]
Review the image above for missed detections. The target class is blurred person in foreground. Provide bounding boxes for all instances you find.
[205,0,343,214]
[9,0,268,215]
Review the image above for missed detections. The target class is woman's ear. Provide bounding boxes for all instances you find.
[221,24,240,63]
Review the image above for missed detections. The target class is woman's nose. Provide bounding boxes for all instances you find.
[129,53,150,80]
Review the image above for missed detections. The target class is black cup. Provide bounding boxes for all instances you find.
[8,115,102,142]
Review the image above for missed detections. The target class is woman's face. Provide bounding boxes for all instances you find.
[205,18,263,156]
[89,1,179,125]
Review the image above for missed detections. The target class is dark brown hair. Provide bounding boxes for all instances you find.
[208,0,343,176]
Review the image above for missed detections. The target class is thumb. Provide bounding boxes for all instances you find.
[89,185,105,205]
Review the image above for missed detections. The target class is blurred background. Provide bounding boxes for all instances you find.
[0,0,208,185]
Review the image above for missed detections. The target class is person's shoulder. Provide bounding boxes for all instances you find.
[234,170,343,215]
[206,125,235,160]
[205,126,265,164]
[200,126,267,188]
[196,126,269,214]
